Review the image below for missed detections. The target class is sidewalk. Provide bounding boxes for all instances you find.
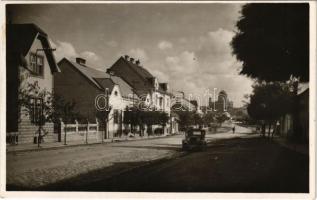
[272,136,309,155]
[6,133,180,153]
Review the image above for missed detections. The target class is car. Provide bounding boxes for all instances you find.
[182,128,207,151]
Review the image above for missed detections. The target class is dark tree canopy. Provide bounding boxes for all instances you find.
[247,82,294,122]
[231,3,309,81]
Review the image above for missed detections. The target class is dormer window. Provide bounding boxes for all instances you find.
[29,53,44,77]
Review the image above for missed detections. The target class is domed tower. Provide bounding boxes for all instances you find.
[218,90,228,102]
[216,90,228,112]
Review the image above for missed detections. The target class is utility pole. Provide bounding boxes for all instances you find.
[35,48,56,148]
[103,88,109,142]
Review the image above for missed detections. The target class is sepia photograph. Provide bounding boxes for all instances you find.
[2,1,316,198]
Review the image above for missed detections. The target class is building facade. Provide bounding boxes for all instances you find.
[6,23,59,144]
[109,55,173,134]
[55,57,138,139]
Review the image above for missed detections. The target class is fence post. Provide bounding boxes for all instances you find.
[96,118,99,141]
[75,120,79,134]
[61,119,67,145]
[59,118,64,142]
[86,119,89,144]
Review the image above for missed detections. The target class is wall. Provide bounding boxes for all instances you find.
[15,37,56,144]
[55,59,103,122]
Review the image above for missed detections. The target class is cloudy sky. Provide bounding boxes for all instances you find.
[8,3,254,107]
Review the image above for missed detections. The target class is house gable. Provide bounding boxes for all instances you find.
[109,57,152,92]
[7,23,59,73]
[55,59,106,121]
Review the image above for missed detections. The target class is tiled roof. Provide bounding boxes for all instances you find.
[122,57,154,80]
[7,23,59,73]
[68,59,108,90]
[64,58,137,99]
[94,78,115,93]
[111,75,139,99]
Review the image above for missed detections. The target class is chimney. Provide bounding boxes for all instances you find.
[76,57,86,65]
[124,55,129,60]
[130,57,134,63]
[135,60,140,66]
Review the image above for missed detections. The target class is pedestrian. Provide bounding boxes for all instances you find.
[232,125,235,134]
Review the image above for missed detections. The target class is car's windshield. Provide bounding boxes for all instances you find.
[192,131,202,136]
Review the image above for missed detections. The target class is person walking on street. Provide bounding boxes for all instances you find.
[232,125,235,134]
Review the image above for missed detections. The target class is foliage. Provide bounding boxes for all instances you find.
[19,82,83,125]
[53,95,83,123]
[123,108,169,127]
[202,112,215,125]
[231,3,309,81]
[18,82,53,126]
[247,82,294,122]
[193,113,203,126]
[215,113,230,125]
[176,111,194,129]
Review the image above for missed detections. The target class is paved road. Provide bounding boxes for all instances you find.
[6,124,259,190]
[41,137,309,193]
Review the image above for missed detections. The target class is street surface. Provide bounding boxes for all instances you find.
[7,125,308,192]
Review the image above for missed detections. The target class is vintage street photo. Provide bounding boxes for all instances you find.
[4,2,313,196]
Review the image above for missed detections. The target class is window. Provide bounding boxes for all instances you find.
[114,91,118,96]
[159,97,163,107]
[114,109,119,124]
[29,97,43,125]
[29,53,44,77]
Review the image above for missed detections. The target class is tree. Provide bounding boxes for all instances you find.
[216,113,230,127]
[158,112,169,134]
[202,112,215,126]
[231,3,309,82]
[19,82,83,143]
[193,113,203,127]
[247,82,293,137]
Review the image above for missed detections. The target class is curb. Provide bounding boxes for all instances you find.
[7,133,182,154]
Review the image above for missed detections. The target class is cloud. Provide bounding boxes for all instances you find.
[80,51,100,63]
[50,39,103,70]
[158,40,173,50]
[165,51,198,74]
[144,28,253,107]
[52,40,79,62]
[128,48,148,62]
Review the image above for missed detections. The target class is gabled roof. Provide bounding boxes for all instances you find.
[67,59,108,90]
[94,78,115,92]
[7,23,59,73]
[121,57,154,80]
[60,58,137,99]
[110,75,139,99]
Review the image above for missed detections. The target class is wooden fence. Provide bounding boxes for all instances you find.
[59,118,101,144]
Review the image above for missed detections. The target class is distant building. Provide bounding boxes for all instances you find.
[109,55,171,113]
[109,55,173,134]
[6,23,59,144]
[171,91,197,112]
[209,90,233,113]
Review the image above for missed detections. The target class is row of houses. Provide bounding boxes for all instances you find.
[7,23,197,144]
